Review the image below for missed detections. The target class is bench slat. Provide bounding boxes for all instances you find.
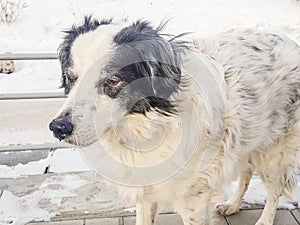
[0,92,66,100]
[0,53,58,60]
[0,143,70,152]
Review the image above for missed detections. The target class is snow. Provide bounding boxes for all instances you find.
[0,60,61,94]
[0,0,300,224]
[0,174,89,225]
[1,0,300,54]
[124,207,136,213]
[0,191,24,225]
[0,148,90,178]
[228,176,300,210]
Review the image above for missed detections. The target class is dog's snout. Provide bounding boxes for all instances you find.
[49,118,73,141]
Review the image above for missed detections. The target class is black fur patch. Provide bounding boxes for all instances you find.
[129,97,177,116]
[58,16,112,94]
[99,20,187,115]
[114,20,163,44]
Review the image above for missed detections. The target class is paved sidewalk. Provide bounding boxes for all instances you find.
[0,171,299,225]
[26,210,300,225]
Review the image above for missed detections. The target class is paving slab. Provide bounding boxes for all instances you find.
[85,217,120,225]
[226,209,263,225]
[124,214,184,225]
[226,209,299,225]
[273,210,298,225]
[27,220,83,225]
[124,213,227,225]
[215,215,228,225]
[291,209,300,224]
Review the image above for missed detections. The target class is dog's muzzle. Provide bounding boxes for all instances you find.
[49,117,73,141]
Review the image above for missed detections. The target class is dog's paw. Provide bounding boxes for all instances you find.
[216,201,240,216]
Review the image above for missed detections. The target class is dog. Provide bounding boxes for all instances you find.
[49,16,300,225]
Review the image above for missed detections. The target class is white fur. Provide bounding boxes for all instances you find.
[54,25,300,225]
[193,29,300,225]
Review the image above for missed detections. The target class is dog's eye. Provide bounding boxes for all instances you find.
[103,76,125,98]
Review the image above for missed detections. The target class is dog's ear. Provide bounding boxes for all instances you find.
[135,60,181,99]
[112,20,184,98]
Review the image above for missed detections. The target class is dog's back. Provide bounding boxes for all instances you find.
[193,29,300,225]
[194,29,300,154]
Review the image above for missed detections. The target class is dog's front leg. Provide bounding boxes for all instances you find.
[136,201,158,225]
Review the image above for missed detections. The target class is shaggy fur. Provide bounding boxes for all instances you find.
[50,17,300,225]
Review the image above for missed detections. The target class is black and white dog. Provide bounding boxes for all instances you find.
[49,16,300,225]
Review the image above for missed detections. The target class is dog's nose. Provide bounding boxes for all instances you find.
[49,118,73,141]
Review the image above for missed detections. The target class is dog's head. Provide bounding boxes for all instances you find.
[49,16,187,147]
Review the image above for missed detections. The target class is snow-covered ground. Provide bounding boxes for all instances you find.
[0,173,90,225]
[0,149,90,178]
[1,0,300,53]
[1,0,300,224]
[0,60,61,94]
